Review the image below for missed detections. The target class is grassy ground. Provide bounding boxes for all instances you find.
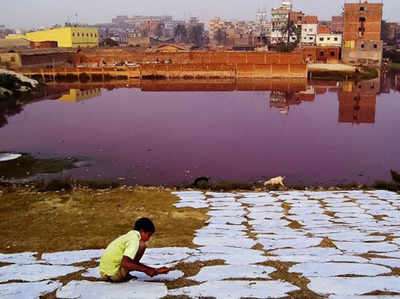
[391,62,400,72]
[309,67,378,81]
[0,186,208,253]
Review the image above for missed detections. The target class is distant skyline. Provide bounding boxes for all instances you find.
[2,0,398,30]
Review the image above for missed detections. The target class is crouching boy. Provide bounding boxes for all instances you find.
[99,217,173,282]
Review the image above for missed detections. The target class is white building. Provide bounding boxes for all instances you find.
[316,33,342,47]
[301,24,318,45]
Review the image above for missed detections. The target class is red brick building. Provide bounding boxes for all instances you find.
[343,2,383,41]
[331,16,344,33]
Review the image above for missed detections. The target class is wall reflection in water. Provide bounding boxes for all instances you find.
[266,73,400,125]
[60,89,102,102]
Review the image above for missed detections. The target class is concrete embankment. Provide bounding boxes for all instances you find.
[19,51,308,79]
[20,63,307,80]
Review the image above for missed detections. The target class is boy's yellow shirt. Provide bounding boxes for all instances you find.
[99,230,141,276]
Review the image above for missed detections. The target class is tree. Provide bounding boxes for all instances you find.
[101,38,119,47]
[214,28,226,45]
[381,20,394,44]
[277,19,301,52]
[154,23,164,39]
[174,24,187,42]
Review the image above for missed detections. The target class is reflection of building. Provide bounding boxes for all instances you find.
[338,80,379,124]
[269,90,304,114]
[60,89,101,102]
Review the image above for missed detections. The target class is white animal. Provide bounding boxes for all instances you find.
[264,176,285,187]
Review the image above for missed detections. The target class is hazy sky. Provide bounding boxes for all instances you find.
[2,0,398,30]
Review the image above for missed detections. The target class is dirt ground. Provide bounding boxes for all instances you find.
[0,186,208,253]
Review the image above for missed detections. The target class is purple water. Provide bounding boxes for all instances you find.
[1,77,399,186]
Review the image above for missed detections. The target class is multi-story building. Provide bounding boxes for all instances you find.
[316,33,342,47]
[6,26,99,48]
[271,0,304,44]
[209,17,230,42]
[271,6,291,44]
[343,2,383,41]
[342,1,383,66]
[301,16,318,45]
[331,16,344,33]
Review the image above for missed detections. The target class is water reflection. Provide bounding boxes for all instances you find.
[0,74,399,186]
[338,80,378,124]
[60,89,102,102]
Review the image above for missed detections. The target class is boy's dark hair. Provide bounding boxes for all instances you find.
[134,217,155,234]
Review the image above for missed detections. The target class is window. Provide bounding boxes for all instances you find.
[330,51,335,57]
[72,33,75,37]
[309,37,313,40]
[11,57,15,62]
[320,37,324,41]
[360,6,365,11]
[320,51,324,56]
[373,44,378,48]
[77,33,80,36]
[359,17,366,22]
[327,37,331,41]
[87,33,89,37]
[334,37,338,41]
[361,44,365,48]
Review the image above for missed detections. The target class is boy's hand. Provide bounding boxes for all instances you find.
[145,268,157,277]
[156,267,174,275]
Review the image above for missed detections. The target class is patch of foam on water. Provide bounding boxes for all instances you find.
[257,238,322,250]
[192,235,256,248]
[330,296,400,299]
[270,247,341,256]
[333,241,399,254]
[56,280,167,299]
[205,192,236,198]
[140,247,196,267]
[0,252,39,265]
[268,255,368,264]
[308,277,400,296]
[41,249,104,265]
[168,280,300,299]
[289,262,391,277]
[0,281,61,299]
[81,267,100,278]
[130,270,184,281]
[186,246,266,265]
[174,202,209,208]
[370,258,400,268]
[0,264,83,282]
[187,265,275,282]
